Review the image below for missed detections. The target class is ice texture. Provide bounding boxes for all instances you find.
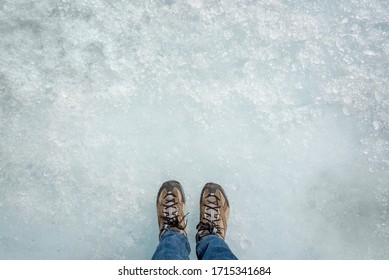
[0,0,388,259]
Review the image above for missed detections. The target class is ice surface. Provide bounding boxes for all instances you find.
[0,0,388,259]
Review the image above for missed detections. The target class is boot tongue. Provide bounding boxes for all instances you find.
[207,192,217,221]
[166,193,176,218]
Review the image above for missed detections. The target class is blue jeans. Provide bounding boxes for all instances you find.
[151,231,238,260]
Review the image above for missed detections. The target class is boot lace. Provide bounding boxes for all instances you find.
[197,192,224,236]
[161,191,188,232]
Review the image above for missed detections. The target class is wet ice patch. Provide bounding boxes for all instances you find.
[188,0,203,9]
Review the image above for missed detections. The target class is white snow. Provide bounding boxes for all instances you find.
[0,0,388,259]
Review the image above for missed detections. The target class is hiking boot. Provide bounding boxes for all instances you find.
[156,180,187,238]
[196,182,230,242]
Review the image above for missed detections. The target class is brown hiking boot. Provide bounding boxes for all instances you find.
[156,180,187,238]
[196,182,230,242]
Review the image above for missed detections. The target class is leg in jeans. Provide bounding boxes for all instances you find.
[153,181,189,260]
[152,231,191,260]
[196,183,238,260]
[196,235,238,260]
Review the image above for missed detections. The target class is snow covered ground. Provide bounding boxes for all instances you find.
[0,0,388,259]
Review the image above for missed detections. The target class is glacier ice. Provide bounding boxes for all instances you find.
[0,0,388,259]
